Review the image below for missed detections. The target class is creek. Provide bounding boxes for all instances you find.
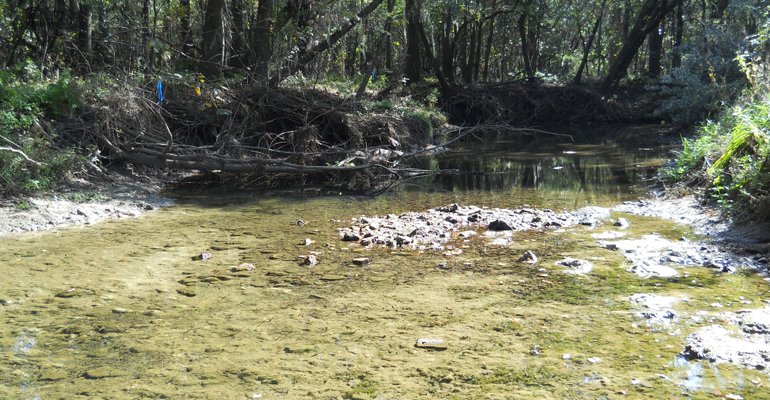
[0,125,767,399]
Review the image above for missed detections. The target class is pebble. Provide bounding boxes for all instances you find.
[415,338,447,350]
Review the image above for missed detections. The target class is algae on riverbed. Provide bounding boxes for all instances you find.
[1,137,768,399]
[0,191,768,400]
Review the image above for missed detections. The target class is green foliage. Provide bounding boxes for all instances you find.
[370,100,394,111]
[0,63,84,196]
[650,24,747,126]
[668,82,770,219]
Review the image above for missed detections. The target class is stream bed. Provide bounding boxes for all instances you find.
[1,126,769,399]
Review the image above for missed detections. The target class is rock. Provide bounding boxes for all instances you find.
[296,219,306,227]
[587,357,601,364]
[436,204,459,212]
[303,238,314,245]
[740,308,770,334]
[319,275,346,281]
[415,338,447,350]
[562,354,572,360]
[488,220,512,231]
[84,367,127,379]
[626,263,678,278]
[629,294,677,309]
[176,287,197,297]
[458,230,477,238]
[231,263,255,272]
[352,257,370,267]
[303,255,318,267]
[598,241,619,250]
[55,288,83,298]
[40,369,68,381]
[198,252,212,261]
[342,233,360,242]
[614,218,630,228]
[682,324,770,369]
[518,251,538,264]
[555,258,593,274]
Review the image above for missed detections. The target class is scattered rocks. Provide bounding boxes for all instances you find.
[339,204,610,250]
[629,294,680,327]
[555,258,593,274]
[630,293,678,310]
[607,234,755,279]
[0,189,173,237]
[683,306,770,370]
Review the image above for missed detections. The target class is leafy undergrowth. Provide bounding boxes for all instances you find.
[667,80,770,222]
[0,61,85,196]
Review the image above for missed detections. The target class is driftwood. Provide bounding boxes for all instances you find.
[96,122,488,193]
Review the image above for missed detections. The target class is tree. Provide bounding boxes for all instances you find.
[405,0,421,83]
[200,0,227,78]
[603,0,677,87]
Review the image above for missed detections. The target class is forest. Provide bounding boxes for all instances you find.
[0,0,767,213]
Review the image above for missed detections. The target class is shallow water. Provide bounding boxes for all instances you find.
[1,127,768,399]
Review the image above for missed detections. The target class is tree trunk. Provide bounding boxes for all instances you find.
[199,0,226,78]
[404,0,421,83]
[230,0,245,69]
[603,0,676,88]
[518,13,533,80]
[574,0,606,84]
[385,0,395,76]
[458,23,468,82]
[463,23,476,83]
[441,9,454,83]
[252,0,273,83]
[527,14,538,75]
[647,21,662,77]
[473,20,483,82]
[77,3,92,63]
[671,0,683,68]
[415,13,450,91]
[179,0,193,56]
[482,6,497,83]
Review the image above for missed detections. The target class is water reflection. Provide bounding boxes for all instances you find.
[415,134,665,196]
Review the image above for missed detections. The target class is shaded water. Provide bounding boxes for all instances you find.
[1,126,767,399]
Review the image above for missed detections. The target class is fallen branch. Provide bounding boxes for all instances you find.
[0,147,47,166]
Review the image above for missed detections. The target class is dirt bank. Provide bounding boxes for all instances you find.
[0,167,175,236]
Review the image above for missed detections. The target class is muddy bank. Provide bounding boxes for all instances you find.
[0,170,174,236]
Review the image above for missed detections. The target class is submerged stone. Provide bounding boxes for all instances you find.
[555,257,593,274]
